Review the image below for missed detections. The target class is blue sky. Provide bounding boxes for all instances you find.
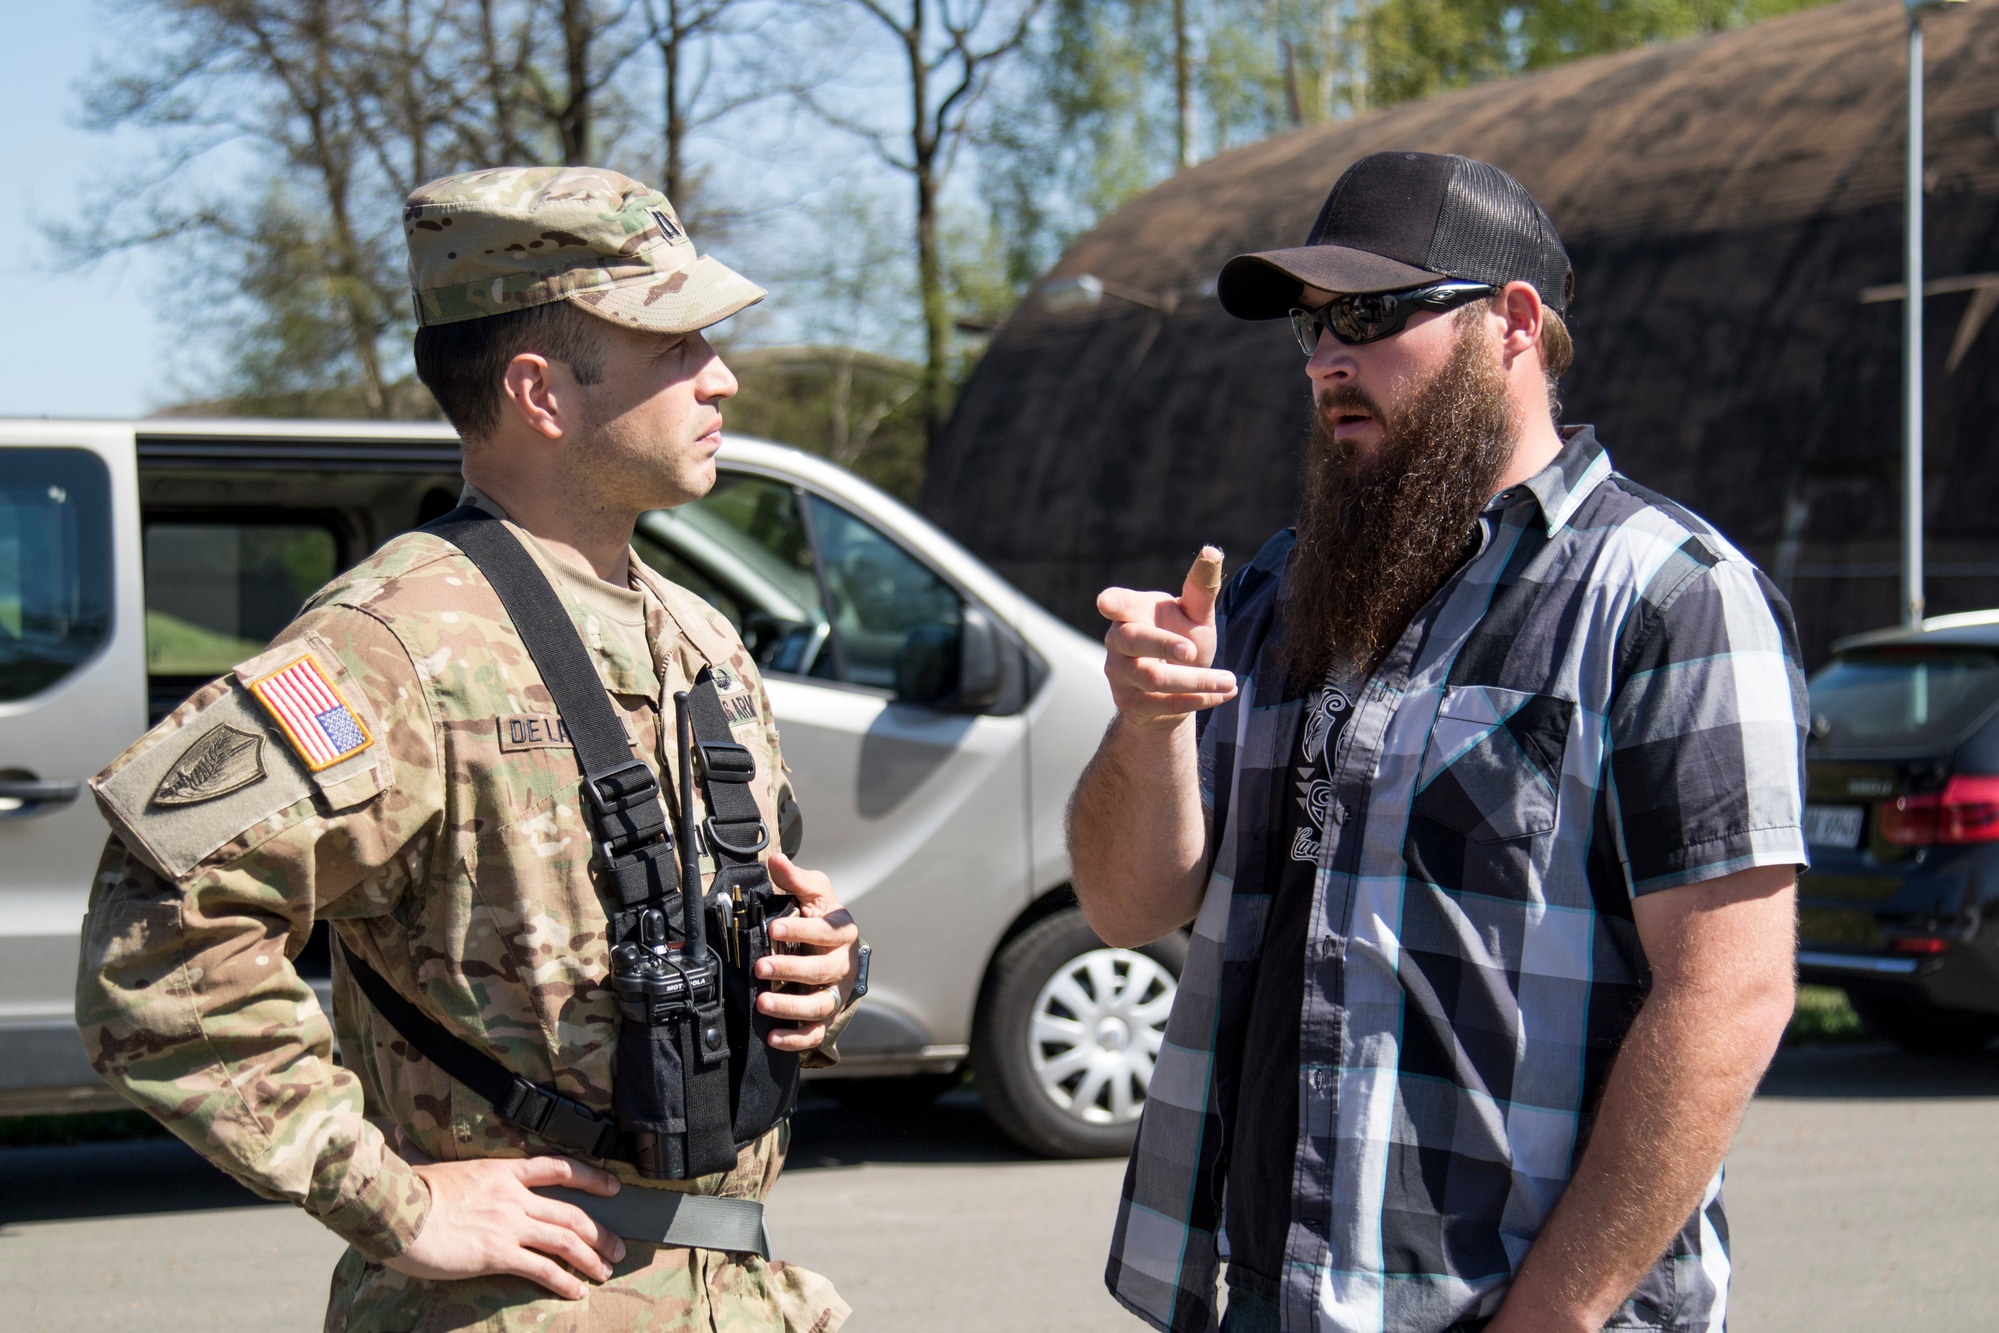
[0,8,169,418]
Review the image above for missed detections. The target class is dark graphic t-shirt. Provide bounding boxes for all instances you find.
[1225,681,1352,1299]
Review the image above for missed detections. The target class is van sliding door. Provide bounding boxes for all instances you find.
[0,424,146,1113]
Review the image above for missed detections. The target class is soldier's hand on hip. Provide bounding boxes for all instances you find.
[388,1155,626,1299]
[1098,546,1237,730]
[756,852,861,1051]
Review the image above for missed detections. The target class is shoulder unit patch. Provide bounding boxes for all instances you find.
[151,724,266,807]
[248,654,374,771]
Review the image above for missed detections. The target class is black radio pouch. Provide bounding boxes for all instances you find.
[338,507,797,1181]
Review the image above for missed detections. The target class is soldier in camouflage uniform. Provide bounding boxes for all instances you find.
[76,167,863,1333]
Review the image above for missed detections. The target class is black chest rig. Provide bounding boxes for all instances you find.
[338,508,799,1180]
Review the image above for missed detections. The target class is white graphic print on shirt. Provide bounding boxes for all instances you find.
[1290,685,1352,865]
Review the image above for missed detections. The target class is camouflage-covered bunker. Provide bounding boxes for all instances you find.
[923,0,1999,665]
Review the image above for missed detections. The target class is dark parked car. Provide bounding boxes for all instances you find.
[1798,613,1999,1053]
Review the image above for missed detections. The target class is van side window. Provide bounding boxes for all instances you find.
[637,475,966,696]
[801,494,962,691]
[0,449,113,702]
[143,521,340,679]
[636,475,834,678]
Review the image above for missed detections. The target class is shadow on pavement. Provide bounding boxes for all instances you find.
[1759,1040,1999,1098]
[0,1136,276,1225]
[17,1054,1990,1226]
[785,1087,1038,1170]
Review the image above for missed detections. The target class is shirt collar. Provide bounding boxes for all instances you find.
[454,481,657,697]
[1485,424,1611,537]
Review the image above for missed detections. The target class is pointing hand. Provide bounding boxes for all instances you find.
[1095,547,1238,729]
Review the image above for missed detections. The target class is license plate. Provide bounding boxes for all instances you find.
[1804,804,1865,850]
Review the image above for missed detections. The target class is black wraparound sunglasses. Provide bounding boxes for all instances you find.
[1289,280,1498,354]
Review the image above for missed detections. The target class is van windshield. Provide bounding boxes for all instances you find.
[1809,647,1999,751]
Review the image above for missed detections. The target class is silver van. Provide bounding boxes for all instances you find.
[0,418,1181,1157]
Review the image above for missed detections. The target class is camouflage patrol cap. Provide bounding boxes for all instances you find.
[404,166,765,332]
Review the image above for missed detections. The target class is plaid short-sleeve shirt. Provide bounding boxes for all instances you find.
[1105,427,1808,1333]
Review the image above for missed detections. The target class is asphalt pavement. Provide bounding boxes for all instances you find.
[3,1045,1996,1332]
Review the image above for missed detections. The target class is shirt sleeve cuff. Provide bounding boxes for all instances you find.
[1627,825,1808,896]
[313,1125,433,1261]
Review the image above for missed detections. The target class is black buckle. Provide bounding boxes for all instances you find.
[499,1077,617,1157]
[696,741,756,783]
[599,833,677,907]
[704,815,770,857]
[585,758,661,819]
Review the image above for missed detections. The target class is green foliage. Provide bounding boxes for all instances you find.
[1364,0,1517,105]
[721,347,928,503]
[1369,0,1839,106]
[982,0,1842,290]
[984,0,1364,281]
[1787,984,1869,1044]
[1044,0,1180,219]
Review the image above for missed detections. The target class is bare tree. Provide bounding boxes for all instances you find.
[69,2,410,412]
[67,0,659,418]
[641,0,738,201]
[793,0,1043,441]
[1173,0,1192,168]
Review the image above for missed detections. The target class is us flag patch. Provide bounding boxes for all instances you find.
[248,655,373,771]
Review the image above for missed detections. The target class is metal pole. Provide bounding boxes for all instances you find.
[1904,12,1926,627]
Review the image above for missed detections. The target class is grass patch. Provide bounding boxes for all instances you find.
[1787,984,1869,1044]
[0,1109,170,1148]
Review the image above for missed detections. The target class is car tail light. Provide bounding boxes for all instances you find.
[1889,935,1952,955]
[1877,775,1999,845]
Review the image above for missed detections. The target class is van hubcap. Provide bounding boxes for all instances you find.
[1028,949,1177,1126]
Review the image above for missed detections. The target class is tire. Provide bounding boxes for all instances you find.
[1850,995,1999,1055]
[972,907,1187,1158]
[822,1073,960,1111]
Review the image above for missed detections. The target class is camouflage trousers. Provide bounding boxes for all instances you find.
[324,1243,850,1333]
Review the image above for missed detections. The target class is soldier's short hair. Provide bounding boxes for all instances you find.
[414,300,609,440]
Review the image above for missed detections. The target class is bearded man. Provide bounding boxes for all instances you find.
[1070,152,1806,1333]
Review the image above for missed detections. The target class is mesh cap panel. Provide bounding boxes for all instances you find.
[1429,158,1573,311]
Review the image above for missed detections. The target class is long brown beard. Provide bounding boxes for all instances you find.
[1282,311,1520,692]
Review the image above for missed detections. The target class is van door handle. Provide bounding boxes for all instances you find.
[0,779,81,818]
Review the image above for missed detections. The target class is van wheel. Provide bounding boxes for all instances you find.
[1851,995,1999,1054]
[972,907,1185,1158]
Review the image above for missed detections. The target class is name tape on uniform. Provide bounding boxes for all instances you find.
[248,654,374,771]
[496,713,573,751]
[710,669,757,728]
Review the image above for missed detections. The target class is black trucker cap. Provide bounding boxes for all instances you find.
[1216,151,1572,319]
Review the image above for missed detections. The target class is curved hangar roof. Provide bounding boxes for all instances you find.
[923,0,1999,663]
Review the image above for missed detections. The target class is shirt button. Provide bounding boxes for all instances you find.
[1330,801,1348,825]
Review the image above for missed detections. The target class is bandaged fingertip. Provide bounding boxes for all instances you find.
[1190,545,1224,594]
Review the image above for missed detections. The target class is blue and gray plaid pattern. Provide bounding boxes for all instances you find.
[1106,428,1808,1333]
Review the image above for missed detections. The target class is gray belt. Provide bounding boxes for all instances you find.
[533,1187,772,1259]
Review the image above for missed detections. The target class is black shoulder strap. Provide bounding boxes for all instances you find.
[683,669,769,867]
[337,935,624,1160]
[425,507,676,911]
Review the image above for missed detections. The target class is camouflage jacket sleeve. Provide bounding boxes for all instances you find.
[76,605,443,1260]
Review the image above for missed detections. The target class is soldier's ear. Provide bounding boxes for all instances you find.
[499,352,568,442]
